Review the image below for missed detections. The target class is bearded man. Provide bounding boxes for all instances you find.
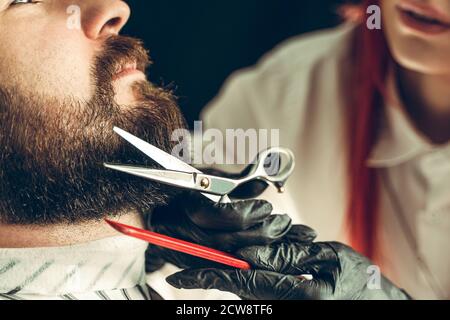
[0,0,294,300]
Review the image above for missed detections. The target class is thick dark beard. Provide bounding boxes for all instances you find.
[0,36,187,225]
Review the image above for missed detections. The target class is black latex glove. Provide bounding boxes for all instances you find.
[166,240,411,300]
[145,167,317,272]
[145,194,317,271]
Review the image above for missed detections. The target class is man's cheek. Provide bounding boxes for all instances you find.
[46,48,94,99]
[1,36,94,100]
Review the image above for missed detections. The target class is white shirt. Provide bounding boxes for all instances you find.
[200,23,450,299]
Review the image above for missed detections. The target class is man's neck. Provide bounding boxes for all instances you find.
[397,66,450,145]
[0,211,144,248]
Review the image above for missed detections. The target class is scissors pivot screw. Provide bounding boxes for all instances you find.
[200,177,211,189]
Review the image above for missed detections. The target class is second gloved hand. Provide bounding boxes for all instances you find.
[145,191,317,271]
[166,240,411,300]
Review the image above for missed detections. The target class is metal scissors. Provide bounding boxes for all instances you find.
[104,127,295,203]
[102,127,313,279]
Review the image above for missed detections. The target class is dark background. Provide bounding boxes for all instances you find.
[124,0,346,125]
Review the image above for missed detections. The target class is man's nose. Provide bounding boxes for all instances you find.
[81,0,131,39]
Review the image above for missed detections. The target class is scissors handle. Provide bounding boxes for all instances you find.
[196,147,295,196]
[248,147,296,192]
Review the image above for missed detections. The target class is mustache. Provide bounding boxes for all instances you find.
[92,35,152,90]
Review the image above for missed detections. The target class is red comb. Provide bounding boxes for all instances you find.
[105,219,251,270]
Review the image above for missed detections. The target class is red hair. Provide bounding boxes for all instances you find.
[346,0,391,259]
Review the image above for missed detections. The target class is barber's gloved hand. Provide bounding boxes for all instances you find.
[145,193,316,271]
[166,240,411,300]
[145,167,317,272]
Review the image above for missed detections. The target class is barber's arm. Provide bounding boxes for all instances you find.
[166,237,412,300]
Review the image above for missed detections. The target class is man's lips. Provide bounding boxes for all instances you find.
[397,0,450,34]
[113,61,145,81]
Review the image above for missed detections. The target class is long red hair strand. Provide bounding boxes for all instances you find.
[347,0,391,259]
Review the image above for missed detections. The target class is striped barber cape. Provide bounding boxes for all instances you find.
[0,236,162,300]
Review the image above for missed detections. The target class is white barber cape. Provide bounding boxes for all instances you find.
[150,23,449,300]
[0,236,157,300]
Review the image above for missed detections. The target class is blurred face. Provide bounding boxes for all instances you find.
[0,0,186,224]
[381,0,450,75]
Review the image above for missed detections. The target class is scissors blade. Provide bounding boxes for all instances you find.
[112,127,227,202]
[104,165,202,192]
[113,127,196,172]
